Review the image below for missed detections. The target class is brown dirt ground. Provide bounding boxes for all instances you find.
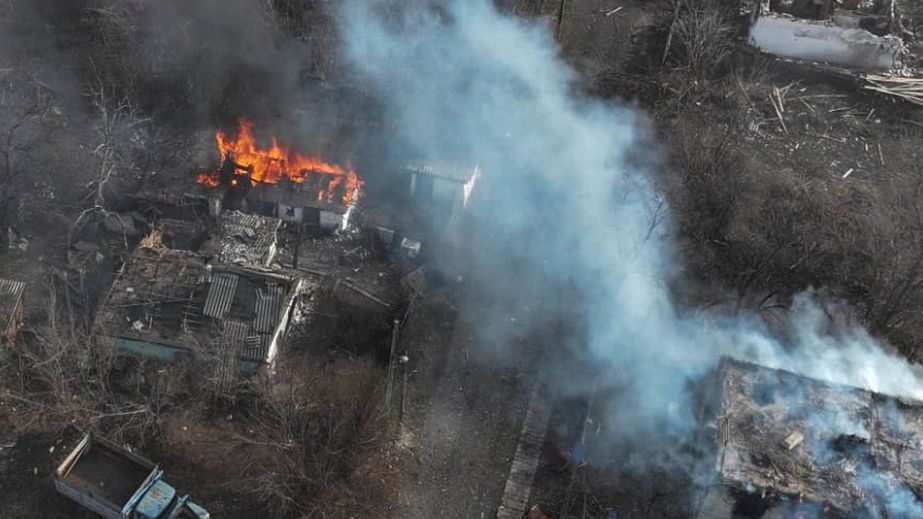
[392,291,531,518]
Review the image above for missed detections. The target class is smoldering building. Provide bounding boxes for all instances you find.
[695,356,923,518]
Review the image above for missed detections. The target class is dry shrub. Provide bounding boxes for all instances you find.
[665,115,746,251]
[673,2,736,80]
[664,108,923,357]
[231,359,394,517]
[1,280,207,446]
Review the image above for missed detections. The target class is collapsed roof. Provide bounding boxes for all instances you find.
[97,246,299,365]
[705,357,923,513]
[201,211,281,268]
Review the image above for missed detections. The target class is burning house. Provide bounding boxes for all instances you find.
[196,119,362,231]
[0,278,25,345]
[748,0,913,71]
[695,356,923,518]
[96,246,301,373]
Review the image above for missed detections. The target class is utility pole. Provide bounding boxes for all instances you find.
[384,318,400,412]
[556,0,569,40]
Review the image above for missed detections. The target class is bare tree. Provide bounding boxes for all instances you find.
[3,278,161,444]
[0,66,59,246]
[229,361,395,517]
[68,70,150,248]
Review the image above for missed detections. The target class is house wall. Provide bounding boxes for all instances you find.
[749,15,905,71]
[115,337,263,374]
[114,338,184,363]
[264,283,299,371]
[278,204,304,223]
[415,175,466,234]
[208,196,222,219]
[319,210,345,231]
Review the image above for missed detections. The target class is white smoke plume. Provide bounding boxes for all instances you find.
[339,0,923,514]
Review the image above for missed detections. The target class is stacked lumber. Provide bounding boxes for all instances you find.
[863,74,923,107]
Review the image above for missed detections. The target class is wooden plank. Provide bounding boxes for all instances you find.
[496,386,551,519]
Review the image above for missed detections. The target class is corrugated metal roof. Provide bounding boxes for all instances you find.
[239,334,271,362]
[203,273,238,319]
[0,278,26,330]
[219,320,249,349]
[217,211,281,267]
[406,159,479,183]
[254,284,283,333]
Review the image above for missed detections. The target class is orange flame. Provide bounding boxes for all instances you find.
[197,118,362,205]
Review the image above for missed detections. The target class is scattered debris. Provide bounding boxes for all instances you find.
[401,267,426,297]
[863,74,923,107]
[202,211,282,268]
[781,430,805,450]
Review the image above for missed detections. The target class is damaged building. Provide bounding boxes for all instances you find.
[695,356,923,518]
[239,178,355,231]
[363,159,481,261]
[96,246,301,373]
[200,210,282,268]
[194,119,363,232]
[405,159,480,232]
[749,0,914,71]
[0,278,25,345]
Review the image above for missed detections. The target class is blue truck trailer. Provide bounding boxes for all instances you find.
[54,433,209,519]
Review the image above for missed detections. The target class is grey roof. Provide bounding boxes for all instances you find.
[709,357,923,513]
[254,284,283,333]
[212,211,281,267]
[99,247,297,364]
[405,159,480,184]
[0,278,25,330]
[203,273,238,319]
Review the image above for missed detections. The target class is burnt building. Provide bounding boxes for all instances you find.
[0,278,25,345]
[695,357,923,518]
[241,178,355,231]
[96,246,301,373]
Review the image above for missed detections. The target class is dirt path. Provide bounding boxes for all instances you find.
[394,294,529,518]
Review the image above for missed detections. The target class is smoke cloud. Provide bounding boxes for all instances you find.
[339,0,923,513]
